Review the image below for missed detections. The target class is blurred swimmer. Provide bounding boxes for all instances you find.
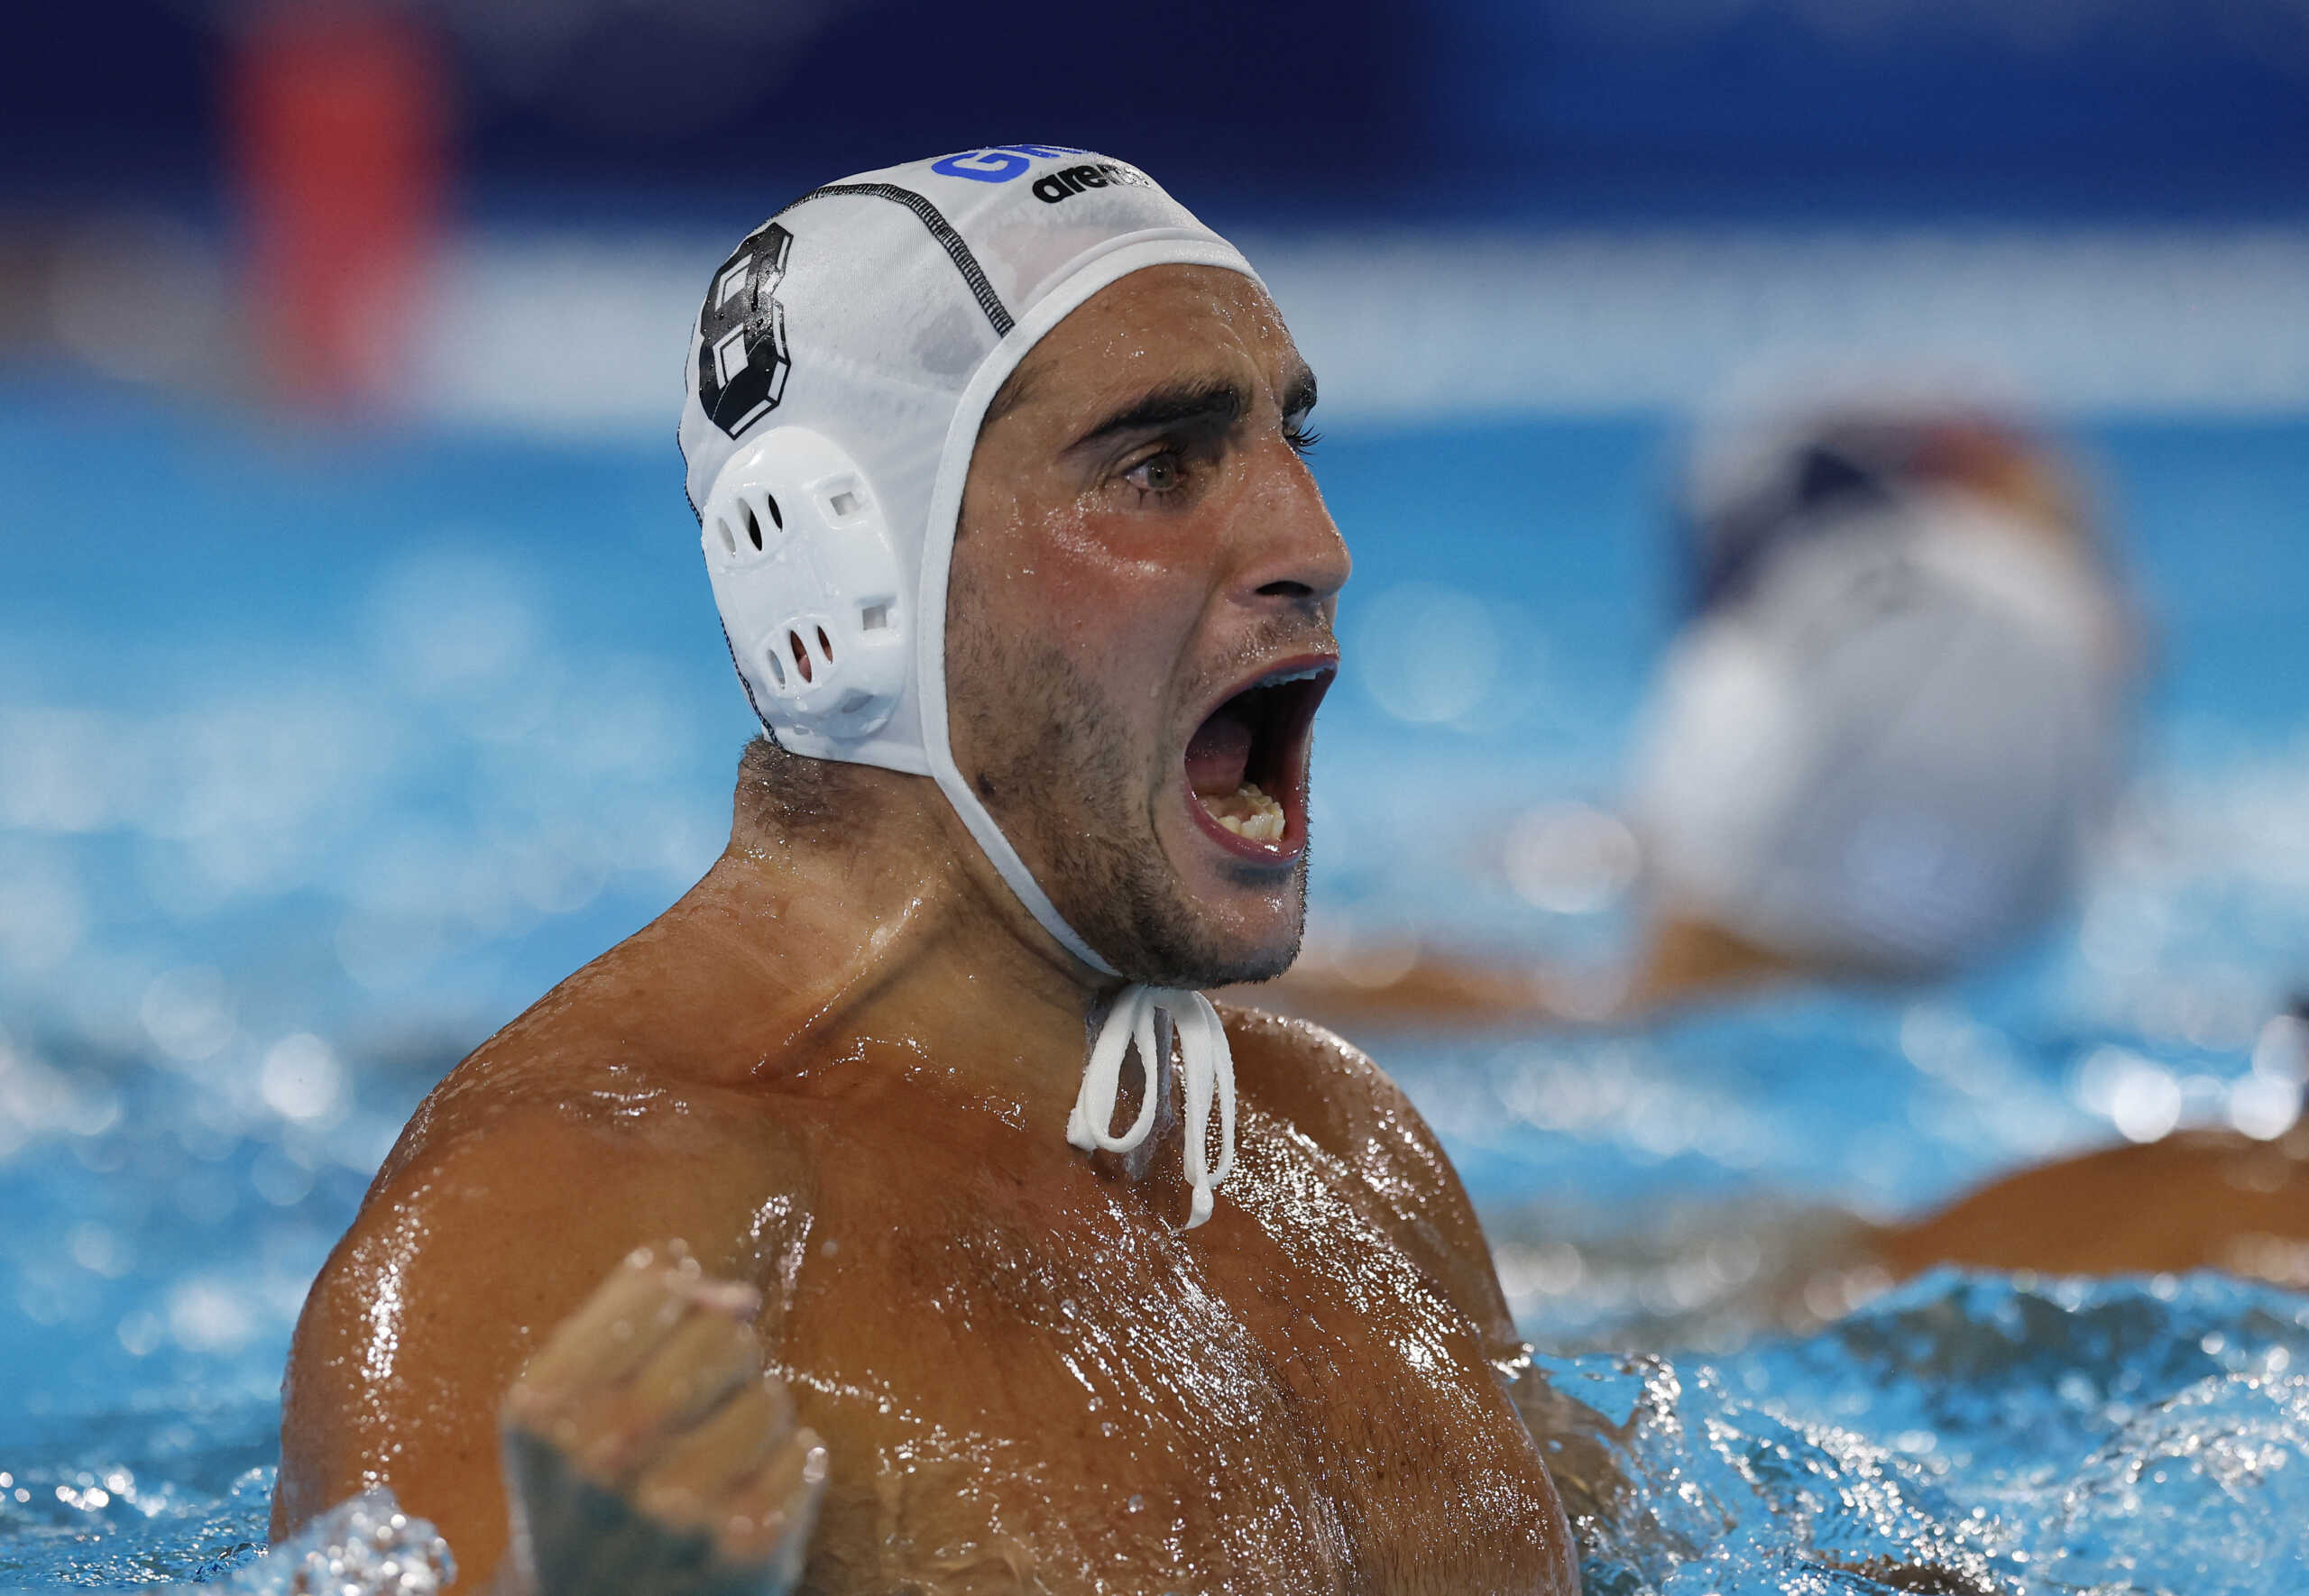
[1260,400,2132,1028]
[272,150,1586,1594]
[1262,407,2309,1293]
[1630,400,2128,999]
[1638,413,2309,1288]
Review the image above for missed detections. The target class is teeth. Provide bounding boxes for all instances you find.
[1259,665,1328,687]
[1210,782,1285,843]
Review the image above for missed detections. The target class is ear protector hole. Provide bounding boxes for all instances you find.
[788,630,814,683]
[815,626,833,661]
[761,492,784,531]
[713,517,737,556]
[740,501,762,551]
[860,602,890,631]
[765,648,787,688]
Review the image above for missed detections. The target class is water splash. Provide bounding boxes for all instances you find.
[1555,1270,2309,1594]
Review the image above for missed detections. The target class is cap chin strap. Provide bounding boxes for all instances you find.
[1066,986,1237,1231]
[882,234,1263,1230]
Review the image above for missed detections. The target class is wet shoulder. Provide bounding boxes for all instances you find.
[1218,1003,1514,1343]
[328,940,827,1344]
[367,907,819,1191]
[333,1045,807,1332]
[1219,1004,1418,1158]
[275,1025,805,1572]
[281,983,819,1544]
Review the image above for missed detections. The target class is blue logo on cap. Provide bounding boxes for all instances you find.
[931,144,1087,183]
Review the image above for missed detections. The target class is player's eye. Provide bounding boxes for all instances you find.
[1124,451,1185,495]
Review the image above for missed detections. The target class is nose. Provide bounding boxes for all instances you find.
[1230,444,1351,612]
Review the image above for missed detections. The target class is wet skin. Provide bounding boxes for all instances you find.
[272,267,1578,1594]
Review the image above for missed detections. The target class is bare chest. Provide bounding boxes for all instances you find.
[757,1116,1568,1596]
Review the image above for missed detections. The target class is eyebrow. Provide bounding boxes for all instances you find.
[1064,362,1321,454]
[1067,377,1246,454]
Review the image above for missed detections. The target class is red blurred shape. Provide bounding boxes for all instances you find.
[230,3,445,413]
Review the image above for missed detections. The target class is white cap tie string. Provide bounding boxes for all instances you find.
[1066,986,1237,1230]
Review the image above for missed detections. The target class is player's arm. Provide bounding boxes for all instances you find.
[272,1085,817,1591]
[1871,1124,2309,1280]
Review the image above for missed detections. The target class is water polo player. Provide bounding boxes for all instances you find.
[270,149,1586,1593]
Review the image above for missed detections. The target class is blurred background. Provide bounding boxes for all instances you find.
[3,0,2309,1581]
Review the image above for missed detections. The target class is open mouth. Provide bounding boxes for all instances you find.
[1181,658,1335,860]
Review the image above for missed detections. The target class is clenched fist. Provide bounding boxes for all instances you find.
[497,1243,827,1596]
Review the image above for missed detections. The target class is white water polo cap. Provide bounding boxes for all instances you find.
[1631,412,2130,979]
[677,146,1262,1225]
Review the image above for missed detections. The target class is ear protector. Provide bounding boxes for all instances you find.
[698,427,906,757]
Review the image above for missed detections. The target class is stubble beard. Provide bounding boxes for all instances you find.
[947,617,1306,990]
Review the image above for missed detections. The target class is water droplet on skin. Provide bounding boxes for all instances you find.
[1127,1493,1145,1513]
[821,1238,840,1258]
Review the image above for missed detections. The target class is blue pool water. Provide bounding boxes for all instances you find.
[2,387,2307,1588]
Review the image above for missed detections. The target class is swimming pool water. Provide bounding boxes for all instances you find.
[2,389,2306,1589]
[1565,1270,2309,1593]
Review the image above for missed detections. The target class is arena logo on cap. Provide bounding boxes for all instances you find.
[1032,161,1155,205]
[931,143,1086,183]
